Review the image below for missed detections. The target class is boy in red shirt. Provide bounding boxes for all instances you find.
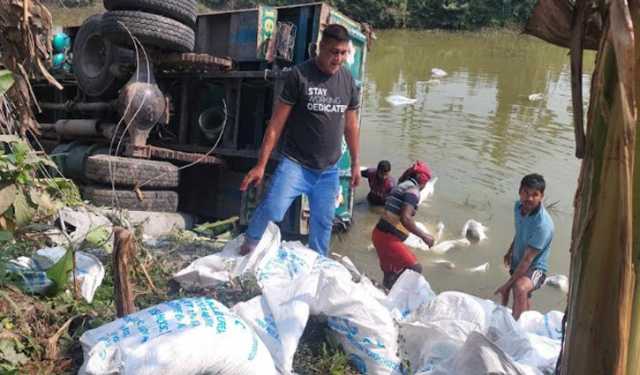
[361,160,395,206]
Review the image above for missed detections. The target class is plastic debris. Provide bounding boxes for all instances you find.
[331,253,362,281]
[385,270,437,321]
[386,94,417,106]
[466,262,490,273]
[518,310,564,341]
[398,291,562,374]
[173,224,281,289]
[419,176,438,205]
[6,257,52,294]
[430,259,456,269]
[53,206,113,249]
[427,332,530,375]
[461,219,488,243]
[405,222,433,251]
[544,274,569,294]
[528,93,544,101]
[431,68,448,78]
[435,222,445,242]
[430,238,471,255]
[8,246,105,302]
[35,247,105,303]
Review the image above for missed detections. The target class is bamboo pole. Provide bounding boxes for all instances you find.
[113,227,136,317]
[626,1,640,373]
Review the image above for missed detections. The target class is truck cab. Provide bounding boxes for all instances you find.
[33,2,368,238]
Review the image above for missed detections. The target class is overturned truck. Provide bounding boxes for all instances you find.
[33,2,368,237]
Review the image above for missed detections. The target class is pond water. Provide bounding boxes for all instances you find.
[332,29,595,313]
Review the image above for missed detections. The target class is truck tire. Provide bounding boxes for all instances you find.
[103,0,197,28]
[100,11,195,52]
[82,186,179,212]
[84,155,179,188]
[73,14,132,97]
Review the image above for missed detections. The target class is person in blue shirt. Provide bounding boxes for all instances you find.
[495,173,554,320]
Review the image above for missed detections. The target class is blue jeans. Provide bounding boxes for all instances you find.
[246,157,339,256]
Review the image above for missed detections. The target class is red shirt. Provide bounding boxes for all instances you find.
[364,167,396,204]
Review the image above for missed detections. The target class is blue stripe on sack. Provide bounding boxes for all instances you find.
[248,334,258,361]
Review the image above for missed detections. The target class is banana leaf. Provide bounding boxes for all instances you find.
[0,70,14,96]
[45,248,74,295]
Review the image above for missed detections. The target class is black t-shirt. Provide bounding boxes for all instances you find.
[279,59,360,170]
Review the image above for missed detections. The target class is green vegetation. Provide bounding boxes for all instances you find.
[46,0,537,29]
[293,316,358,374]
[0,71,14,95]
[44,0,96,7]
[404,0,537,29]
[200,0,538,29]
[0,135,81,238]
[0,135,85,320]
[0,228,357,373]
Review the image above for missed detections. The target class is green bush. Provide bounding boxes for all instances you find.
[198,0,538,30]
[44,0,96,7]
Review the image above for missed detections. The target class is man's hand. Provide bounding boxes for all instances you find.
[350,164,361,187]
[494,284,510,306]
[503,251,512,269]
[240,166,265,191]
[421,234,435,248]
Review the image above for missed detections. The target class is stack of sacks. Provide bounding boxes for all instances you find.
[391,275,562,374]
[173,223,562,375]
[232,238,404,374]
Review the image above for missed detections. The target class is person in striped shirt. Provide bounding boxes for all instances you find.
[372,161,435,289]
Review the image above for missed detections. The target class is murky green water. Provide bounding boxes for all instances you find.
[333,29,595,313]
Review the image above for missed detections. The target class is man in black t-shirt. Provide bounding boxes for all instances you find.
[239,24,361,257]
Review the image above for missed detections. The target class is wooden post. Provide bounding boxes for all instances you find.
[113,227,136,317]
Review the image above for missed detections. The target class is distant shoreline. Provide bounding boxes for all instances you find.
[44,0,524,33]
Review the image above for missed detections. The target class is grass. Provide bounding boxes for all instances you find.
[293,316,358,375]
[48,2,105,27]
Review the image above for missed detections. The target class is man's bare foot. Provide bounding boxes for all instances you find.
[239,238,257,256]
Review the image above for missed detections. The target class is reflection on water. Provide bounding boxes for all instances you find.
[334,30,595,312]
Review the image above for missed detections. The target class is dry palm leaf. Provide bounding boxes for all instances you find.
[0,0,62,136]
